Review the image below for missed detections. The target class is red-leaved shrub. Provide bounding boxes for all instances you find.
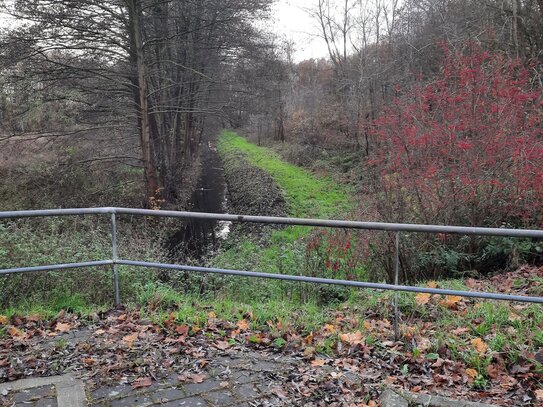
[368,44,543,281]
[370,44,543,228]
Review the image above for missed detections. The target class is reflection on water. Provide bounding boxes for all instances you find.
[168,137,230,261]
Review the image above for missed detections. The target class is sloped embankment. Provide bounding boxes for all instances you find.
[219,142,288,220]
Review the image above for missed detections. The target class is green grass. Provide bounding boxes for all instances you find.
[213,131,360,304]
[218,131,354,219]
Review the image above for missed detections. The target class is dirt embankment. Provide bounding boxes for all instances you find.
[220,148,288,231]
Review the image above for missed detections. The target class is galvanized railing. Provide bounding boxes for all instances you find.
[1,207,543,338]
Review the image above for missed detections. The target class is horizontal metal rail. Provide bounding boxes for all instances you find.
[1,207,543,325]
[116,260,543,304]
[1,207,543,238]
[0,260,114,276]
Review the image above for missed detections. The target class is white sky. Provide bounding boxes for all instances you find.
[271,0,329,61]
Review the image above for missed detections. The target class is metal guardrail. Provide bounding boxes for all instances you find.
[1,207,543,337]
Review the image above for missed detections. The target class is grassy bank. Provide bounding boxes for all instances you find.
[218,131,353,219]
[212,131,362,304]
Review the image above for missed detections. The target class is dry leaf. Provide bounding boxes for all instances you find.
[190,374,206,384]
[236,319,249,330]
[208,311,217,319]
[311,359,326,367]
[535,389,543,401]
[415,293,431,305]
[215,340,230,350]
[324,323,335,333]
[0,315,8,325]
[441,295,462,309]
[220,381,229,388]
[55,322,72,332]
[303,346,316,357]
[122,332,139,345]
[8,326,24,337]
[339,331,363,345]
[132,377,153,389]
[471,338,488,355]
[272,387,288,398]
[427,281,438,288]
[465,368,478,378]
[175,325,189,336]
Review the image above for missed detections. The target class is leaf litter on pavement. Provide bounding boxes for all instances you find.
[1,266,543,406]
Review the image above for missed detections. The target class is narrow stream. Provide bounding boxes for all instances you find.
[168,136,231,261]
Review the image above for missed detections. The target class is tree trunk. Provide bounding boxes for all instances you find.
[128,0,160,205]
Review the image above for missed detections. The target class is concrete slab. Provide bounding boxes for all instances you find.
[0,374,86,407]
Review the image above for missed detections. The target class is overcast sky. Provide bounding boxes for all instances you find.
[271,0,329,61]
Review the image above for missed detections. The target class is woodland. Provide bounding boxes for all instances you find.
[0,0,543,405]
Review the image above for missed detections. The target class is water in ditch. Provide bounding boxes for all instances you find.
[168,137,231,261]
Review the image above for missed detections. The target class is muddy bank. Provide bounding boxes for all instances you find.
[220,147,288,234]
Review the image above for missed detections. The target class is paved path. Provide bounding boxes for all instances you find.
[0,351,292,407]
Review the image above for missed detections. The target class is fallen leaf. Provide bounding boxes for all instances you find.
[535,389,543,401]
[471,338,488,355]
[82,357,96,365]
[236,319,249,330]
[189,373,206,384]
[272,387,288,398]
[8,326,24,337]
[311,359,326,366]
[220,381,229,388]
[451,327,470,335]
[132,377,152,389]
[465,368,478,379]
[208,311,217,318]
[55,322,72,333]
[441,295,462,309]
[94,329,106,336]
[304,332,314,345]
[339,331,363,345]
[0,316,8,325]
[215,340,230,350]
[303,346,316,358]
[427,281,438,288]
[324,323,335,333]
[415,293,431,305]
[175,325,189,336]
[122,332,139,345]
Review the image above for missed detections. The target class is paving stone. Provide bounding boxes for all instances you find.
[150,387,186,403]
[109,393,154,406]
[13,385,56,403]
[183,380,222,396]
[233,383,259,399]
[91,383,133,401]
[255,382,273,395]
[231,370,256,384]
[158,396,208,406]
[380,389,408,407]
[249,361,280,372]
[204,390,236,406]
[35,397,59,407]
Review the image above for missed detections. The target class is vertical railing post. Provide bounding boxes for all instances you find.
[393,232,400,340]
[111,212,120,306]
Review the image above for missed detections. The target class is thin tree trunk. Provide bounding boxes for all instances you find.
[128,0,159,204]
